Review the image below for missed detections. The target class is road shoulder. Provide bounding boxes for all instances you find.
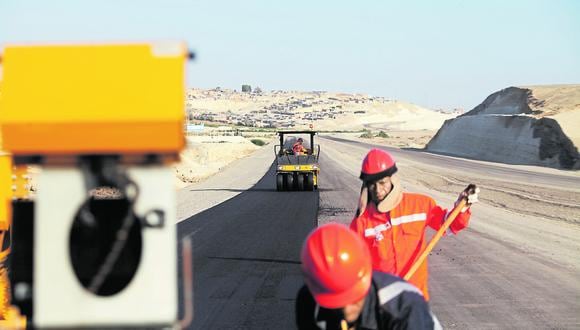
[176,144,274,222]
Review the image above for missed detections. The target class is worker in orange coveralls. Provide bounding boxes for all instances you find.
[350,149,479,301]
[293,138,308,155]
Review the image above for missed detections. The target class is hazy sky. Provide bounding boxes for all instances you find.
[1,0,579,109]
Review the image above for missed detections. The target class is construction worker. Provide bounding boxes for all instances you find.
[350,149,479,301]
[293,137,308,155]
[296,223,441,330]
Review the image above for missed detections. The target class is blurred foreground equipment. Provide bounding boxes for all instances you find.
[0,43,189,329]
[0,139,28,328]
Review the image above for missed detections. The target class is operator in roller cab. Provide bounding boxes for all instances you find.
[350,149,480,301]
[293,137,308,155]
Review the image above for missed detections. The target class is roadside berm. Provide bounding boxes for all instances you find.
[426,85,580,169]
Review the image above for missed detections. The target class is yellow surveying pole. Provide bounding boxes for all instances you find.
[404,199,468,281]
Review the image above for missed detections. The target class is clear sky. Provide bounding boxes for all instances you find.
[1,0,579,110]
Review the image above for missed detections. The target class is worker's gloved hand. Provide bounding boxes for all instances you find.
[456,184,480,212]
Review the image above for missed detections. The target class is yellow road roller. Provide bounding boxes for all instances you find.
[274,131,320,191]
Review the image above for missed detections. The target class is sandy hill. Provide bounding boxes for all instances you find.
[186,88,455,131]
[426,85,580,169]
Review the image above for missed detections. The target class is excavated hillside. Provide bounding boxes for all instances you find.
[426,85,580,169]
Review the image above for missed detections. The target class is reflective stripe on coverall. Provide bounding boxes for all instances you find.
[350,192,471,301]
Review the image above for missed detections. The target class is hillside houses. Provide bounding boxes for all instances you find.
[185,88,393,129]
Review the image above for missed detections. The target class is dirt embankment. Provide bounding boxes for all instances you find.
[173,135,267,188]
[426,85,580,169]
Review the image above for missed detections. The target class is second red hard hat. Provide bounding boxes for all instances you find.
[300,223,372,309]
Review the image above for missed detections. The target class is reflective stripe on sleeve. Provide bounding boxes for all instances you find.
[431,310,442,330]
[314,305,327,329]
[377,281,423,305]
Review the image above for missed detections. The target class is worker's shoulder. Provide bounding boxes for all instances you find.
[402,192,435,204]
[371,271,425,304]
[372,271,403,287]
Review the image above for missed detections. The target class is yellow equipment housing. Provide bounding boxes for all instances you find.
[0,43,186,156]
[0,152,10,233]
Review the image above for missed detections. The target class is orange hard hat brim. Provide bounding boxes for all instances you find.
[311,268,372,309]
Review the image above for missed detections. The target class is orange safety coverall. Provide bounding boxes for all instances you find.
[350,192,471,301]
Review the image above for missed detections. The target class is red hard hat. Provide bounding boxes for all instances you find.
[360,149,397,183]
[301,223,372,309]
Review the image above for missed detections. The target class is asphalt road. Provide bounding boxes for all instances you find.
[178,163,318,329]
[178,138,580,329]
